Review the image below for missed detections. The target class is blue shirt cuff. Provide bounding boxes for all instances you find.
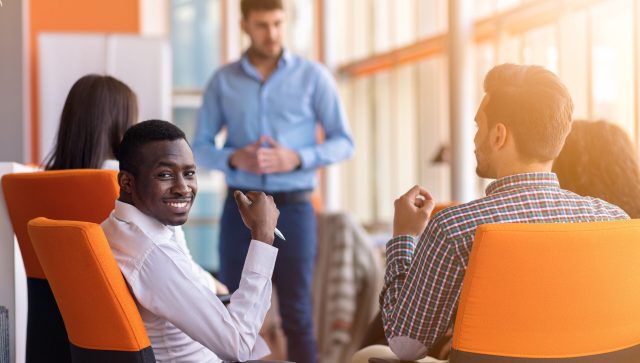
[297,147,316,170]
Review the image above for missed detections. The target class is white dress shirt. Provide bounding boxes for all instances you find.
[101,200,277,362]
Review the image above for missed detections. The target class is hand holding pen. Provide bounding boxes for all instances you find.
[233,190,285,245]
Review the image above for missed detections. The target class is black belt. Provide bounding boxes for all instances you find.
[228,187,312,205]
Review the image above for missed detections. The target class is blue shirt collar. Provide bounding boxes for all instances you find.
[240,47,292,80]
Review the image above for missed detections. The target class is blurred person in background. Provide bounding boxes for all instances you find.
[553,120,640,218]
[44,74,137,170]
[193,0,354,362]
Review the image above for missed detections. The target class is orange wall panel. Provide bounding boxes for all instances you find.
[29,0,140,162]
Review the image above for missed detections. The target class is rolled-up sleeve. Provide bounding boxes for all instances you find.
[130,240,277,362]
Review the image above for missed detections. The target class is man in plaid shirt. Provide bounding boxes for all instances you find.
[355,64,629,363]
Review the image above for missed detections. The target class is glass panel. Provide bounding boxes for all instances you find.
[591,0,635,138]
[352,0,372,59]
[391,64,419,195]
[498,34,522,64]
[173,106,226,272]
[474,0,495,19]
[373,0,391,53]
[559,10,589,120]
[183,189,222,272]
[171,0,221,89]
[283,0,315,59]
[173,107,199,142]
[373,71,393,221]
[496,0,521,12]
[522,25,558,74]
[340,77,374,223]
[331,0,346,64]
[418,56,451,202]
[417,0,448,38]
[394,0,418,47]
[474,42,495,106]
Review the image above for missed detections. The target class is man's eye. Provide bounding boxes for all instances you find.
[157,172,173,178]
[185,170,196,177]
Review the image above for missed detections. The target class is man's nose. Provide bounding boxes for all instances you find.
[172,175,191,195]
[268,25,278,40]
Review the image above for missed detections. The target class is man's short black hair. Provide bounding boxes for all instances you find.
[118,119,188,175]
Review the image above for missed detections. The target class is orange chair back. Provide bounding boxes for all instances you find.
[2,169,119,278]
[1,169,119,362]
[28,217,154,362]
[451,220,640,362]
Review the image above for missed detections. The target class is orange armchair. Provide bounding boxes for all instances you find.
[451,220,640,362]
[2,169,119,362]
[28,217,155,362]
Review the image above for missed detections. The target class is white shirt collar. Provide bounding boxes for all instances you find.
[113,200,175,240]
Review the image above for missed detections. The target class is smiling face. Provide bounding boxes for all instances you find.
[242,9,285,59]
[124,139,197,226]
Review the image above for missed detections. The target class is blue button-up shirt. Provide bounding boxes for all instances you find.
[193,49,354,192]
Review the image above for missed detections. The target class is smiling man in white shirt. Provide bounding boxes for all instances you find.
[101,119,281,362]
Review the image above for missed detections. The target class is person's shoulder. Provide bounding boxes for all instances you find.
[426,195,505,239]
[430,197,491,225]
[288,54,331,76]
[217,59,243,74]
[578,195,630,220]
[205,60,243,85]
[101,211,160,253]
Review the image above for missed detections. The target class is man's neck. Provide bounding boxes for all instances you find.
[247,48,281,81]
[495,160,553,179]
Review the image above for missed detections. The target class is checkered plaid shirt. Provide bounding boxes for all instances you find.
[381,172,629,358]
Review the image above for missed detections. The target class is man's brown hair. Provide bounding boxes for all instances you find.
[483,64,574,162]
[241,0,283,19]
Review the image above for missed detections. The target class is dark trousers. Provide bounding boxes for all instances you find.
[219,194,318,363]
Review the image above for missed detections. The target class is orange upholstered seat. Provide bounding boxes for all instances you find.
[1,169,119,362]
[451,220,640,362]
[28,217,155,362]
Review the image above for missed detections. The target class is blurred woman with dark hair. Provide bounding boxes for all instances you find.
[44,74,138,170]
[553,120,640,218]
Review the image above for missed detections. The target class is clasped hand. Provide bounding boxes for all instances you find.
[393,185,435,237]
[230,136,301,175]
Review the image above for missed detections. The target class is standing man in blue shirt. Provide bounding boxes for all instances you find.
[193,1,354,362]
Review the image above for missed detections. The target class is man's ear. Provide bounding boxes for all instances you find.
[240,18,248,34]
[491,122,509,150]
[118,171,134,194]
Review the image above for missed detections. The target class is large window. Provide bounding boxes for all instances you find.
[335,0,640,224]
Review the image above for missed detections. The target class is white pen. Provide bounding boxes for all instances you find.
[240,192,286,241]
[273,227,286,241]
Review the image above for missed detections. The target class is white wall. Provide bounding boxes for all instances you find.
[38,33,172,163]
[0,0,30,163]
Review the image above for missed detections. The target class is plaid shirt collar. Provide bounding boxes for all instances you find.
[485,172,560,196]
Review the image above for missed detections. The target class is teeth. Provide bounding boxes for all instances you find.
[167,202,188,208]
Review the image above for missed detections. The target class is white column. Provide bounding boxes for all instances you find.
[320,0,343,212]
[139,0,170,37]
[448,0,476,202]
[0,163,36,363]
[222,0,242,63]
[0,0,30,164]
